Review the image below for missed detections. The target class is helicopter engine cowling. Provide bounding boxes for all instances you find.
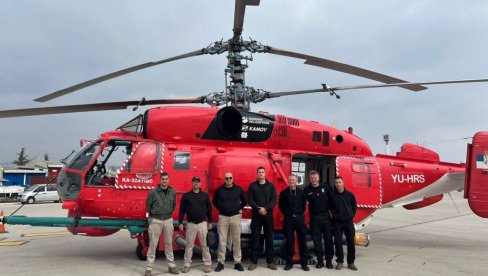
[397,143,440,162]
[216,106,242,137]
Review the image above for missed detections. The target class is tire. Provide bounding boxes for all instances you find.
[136,243,147,261]
[26,197,35,204]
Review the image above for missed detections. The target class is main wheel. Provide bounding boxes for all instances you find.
[136,243,147,261]
[26,197,35,204]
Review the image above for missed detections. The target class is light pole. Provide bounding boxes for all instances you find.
[383,134,390,155]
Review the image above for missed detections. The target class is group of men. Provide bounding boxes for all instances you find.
[144,168,357,276]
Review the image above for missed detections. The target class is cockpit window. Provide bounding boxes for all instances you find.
[65,140,102,171]
[86,140,133,186]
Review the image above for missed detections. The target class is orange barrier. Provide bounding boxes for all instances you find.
[0,210,6,233]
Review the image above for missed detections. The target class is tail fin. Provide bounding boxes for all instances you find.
[465,131,488,218]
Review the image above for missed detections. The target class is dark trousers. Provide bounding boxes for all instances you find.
[250,213,275,264]
[310,215,334,262]
[333,220,355,264]
[283,215,308,264]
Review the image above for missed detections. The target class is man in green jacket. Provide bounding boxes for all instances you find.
[145,172,179,276]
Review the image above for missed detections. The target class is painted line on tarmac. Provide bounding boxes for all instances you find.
[21,231,71,237]
[0,240,28,246]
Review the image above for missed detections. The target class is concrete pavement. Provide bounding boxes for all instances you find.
[1,191,487,276]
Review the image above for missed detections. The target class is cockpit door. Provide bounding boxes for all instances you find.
[116,142,162,189]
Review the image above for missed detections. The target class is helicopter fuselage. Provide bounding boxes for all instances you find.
[56,106,465,236]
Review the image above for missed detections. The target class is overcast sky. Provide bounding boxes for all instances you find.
[1,0,487,164]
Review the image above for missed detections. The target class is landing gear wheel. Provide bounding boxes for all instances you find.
[136,243,147,261]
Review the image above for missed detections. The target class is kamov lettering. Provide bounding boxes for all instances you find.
[249,126,267,132]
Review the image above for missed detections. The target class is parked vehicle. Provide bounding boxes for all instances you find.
[0,185,25,198]
[21,184,60,204]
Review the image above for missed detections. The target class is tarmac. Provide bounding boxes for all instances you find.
[1,191,487,276]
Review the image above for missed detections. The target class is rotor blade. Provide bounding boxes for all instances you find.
[0,97,205,118]
[267,47,428,92]
[34,49,207,102]
[267,78,488,98]
[233,0,260,39]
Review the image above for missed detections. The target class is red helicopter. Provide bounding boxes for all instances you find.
[1,0,488,261]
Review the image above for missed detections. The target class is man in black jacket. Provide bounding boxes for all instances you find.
[212,172,247,272]
[330,176,358,271]
[178,176,212,273]
[304,170,334,269]
[248,167,277,271]
[278,174,309,271]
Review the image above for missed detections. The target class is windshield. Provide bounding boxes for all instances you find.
[27,184,40,192]
[65,140,102,171]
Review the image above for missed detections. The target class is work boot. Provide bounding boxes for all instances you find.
[267,263,278,270]
[248,263,257,271]
[234,263,244,271]
[301,263,310,271]
[325,260,333,269]
[168,266,180,275]
[315,260,324,269]
[182,266,190,273]
[335,263,343,270]
[215,262,224,272]
[284,263,293,271]
[203,265,212,273]
[348,263,358,271]
[144,270,152,276]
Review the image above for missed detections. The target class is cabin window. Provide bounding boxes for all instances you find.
[322,131,329,146]
[292,161,306,186]
[312,131,322,142]
[174,151,190,170]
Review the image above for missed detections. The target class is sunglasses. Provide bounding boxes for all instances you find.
[225,177,233,180]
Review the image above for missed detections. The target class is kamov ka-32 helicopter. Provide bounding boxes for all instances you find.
[1,0,488,260]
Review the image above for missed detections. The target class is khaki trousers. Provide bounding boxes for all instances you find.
[146,218,175,270]
[217,214,242,263]
[184,222,212,267]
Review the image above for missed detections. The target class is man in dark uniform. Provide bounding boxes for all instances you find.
[178,176,212,273]
[278,174,309,271]
[330,176,358,271]
[248,167,277,271]
[304,170,334,269]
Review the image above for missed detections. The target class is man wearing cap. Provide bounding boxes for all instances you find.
[178,176,213,273]
[212,172,247,272]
